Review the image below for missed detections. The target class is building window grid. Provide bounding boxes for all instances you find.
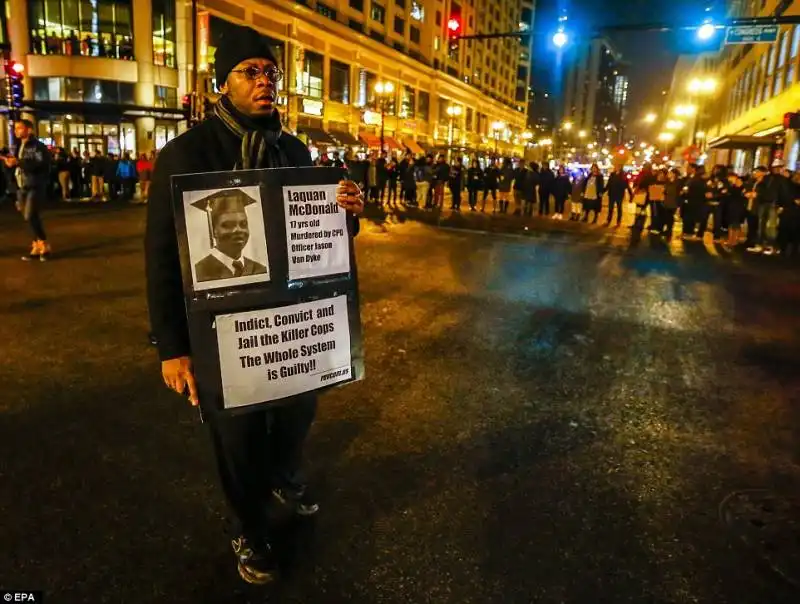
[152,0,177,67]
[28,0,134,60]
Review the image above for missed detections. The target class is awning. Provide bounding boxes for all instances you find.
[383,136,402,151]
[403,138,424,154]
[329,129,359,146]
[358,132,382,147]
[707,135,781,150]
[298,127,336,146]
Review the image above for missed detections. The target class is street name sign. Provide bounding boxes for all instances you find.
[725,25,779,45]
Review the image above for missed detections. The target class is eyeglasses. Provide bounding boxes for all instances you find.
[230,65,284,83]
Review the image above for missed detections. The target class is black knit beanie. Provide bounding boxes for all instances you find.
[215,25,279,87]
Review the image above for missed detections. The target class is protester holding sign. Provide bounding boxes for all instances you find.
[145,24,364,586]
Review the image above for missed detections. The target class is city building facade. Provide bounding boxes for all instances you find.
[1,0,529,157]
[562,36,627,147]
[704,0,798,172]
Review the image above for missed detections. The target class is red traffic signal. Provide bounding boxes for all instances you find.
[447,17,461,34]
[10,61,24,74]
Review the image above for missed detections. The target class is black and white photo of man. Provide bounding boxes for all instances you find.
[190,188,267,283]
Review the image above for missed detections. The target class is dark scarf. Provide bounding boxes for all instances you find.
[213,95,289,170]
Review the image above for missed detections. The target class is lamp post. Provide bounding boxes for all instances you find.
[491,120,505,155]
[446,105,463,161]
[374,81,395,153]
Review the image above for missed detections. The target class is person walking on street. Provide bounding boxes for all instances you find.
[698,165,726,242]
[4,119,52,261]
[402,155,418,207]
[724,172,747,250]
[551,165,571,220]
[604,167,632,227]
[466,158,483,211]
[117,151,137,202]
[376,151,389,205]
[145,25,364,586]
[398,152,411,204]
[522,161,540,217]
[512,161,527,215]
[569,170,584,220]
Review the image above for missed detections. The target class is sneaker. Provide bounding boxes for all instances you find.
[231,536,278,585]
[273,485,319,516]
[39,241,51,262]
[746,245,763,253]
[21,240,41,262]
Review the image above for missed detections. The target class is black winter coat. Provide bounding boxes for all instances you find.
[145,114,349,362]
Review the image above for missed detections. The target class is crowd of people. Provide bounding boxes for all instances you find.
[1,144,156,206]
[317,149,800,257]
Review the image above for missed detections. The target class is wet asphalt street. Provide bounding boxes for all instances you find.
[1,203,800,604]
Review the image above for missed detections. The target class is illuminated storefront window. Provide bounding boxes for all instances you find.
[155,124,177,150]
[37,118,136,156]
[28,0,134,59]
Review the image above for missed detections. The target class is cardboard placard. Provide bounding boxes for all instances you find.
[170,167,364,416]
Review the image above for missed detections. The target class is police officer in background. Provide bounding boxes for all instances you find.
[145,25,363,585]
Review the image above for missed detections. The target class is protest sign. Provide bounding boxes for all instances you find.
[170,167,364,416]
[284,184,350,280]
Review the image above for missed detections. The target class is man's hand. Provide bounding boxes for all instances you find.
[4,156,17,167]
[162,356,199,406]
[336,180,364,215]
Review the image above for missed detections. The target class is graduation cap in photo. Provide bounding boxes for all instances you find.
[191,188,259,247]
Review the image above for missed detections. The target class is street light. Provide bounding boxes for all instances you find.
[492,120,505,154]
[674,104,697,117]
[446,104,463,160]
[578,130,587,138]
[697,22,716,41]
[665,119,684,130]
[553,30,568,48]
[687,77,717,94]
[562,121,573,131]
[374,81,395,153]
[644,113,657,124]
[658,132,675,142]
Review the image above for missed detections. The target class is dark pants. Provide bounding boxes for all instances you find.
[744,210,759,246]
[18,188,47,241]
[468,187,479,209]
[606,196,623,225]
[697,203,723,238]
[647,200,660,231]
[554,195,567,215]
[369,186,380,203]
[450,186,462,209]
[661,207,676,237]
[209,394,317,543]
[69,170,82,198]
[121,178,136,201]
[386,180,398,205]
[539,190,550,215]
[582,198,600,222]
[482,187,497,211]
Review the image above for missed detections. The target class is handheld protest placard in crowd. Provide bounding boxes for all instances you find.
[170,166,364,415]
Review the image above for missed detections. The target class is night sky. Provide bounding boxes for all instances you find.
[532,0,723,136]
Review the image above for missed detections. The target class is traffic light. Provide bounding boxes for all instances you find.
[181,93,193,119]
[5,60,25,110]
[447,15,461,53]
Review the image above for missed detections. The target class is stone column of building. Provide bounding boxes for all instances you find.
[133,0,155,153]
[175,0,194,100]
[7,0,34,127]
[322,50,331,130]
[350,58,362,139]
[784,129,800,170]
